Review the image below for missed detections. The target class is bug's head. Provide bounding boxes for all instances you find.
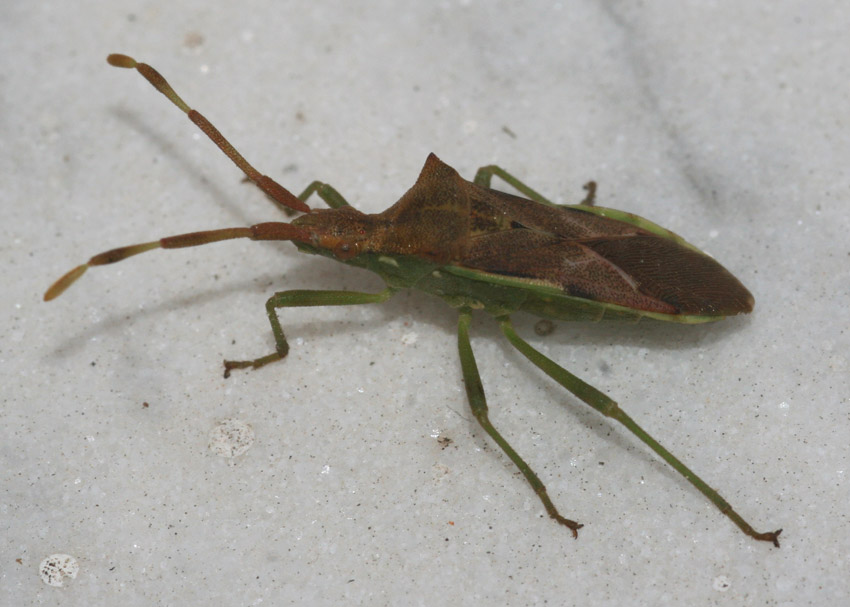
[292,206,376,260]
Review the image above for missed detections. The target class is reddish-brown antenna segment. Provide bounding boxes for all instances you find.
[43,223,310,301]
[106,53,310,215]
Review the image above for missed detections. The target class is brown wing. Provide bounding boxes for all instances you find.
[463,188,753,316]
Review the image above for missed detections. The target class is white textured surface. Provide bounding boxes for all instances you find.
[3,1,848,605]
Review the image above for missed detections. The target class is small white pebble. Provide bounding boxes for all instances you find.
[39,554,79,587]
[712,575,731,592]
[208,418,255,458]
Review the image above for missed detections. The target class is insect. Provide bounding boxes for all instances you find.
[45,54,781,547]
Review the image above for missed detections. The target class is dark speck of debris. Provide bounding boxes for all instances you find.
[534,320,555,336]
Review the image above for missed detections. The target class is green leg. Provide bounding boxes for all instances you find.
[296,181,351,209]
[457,309,583,537]
[270,180,349,217]
[223,287,395,377]
[499,316,782,547]
[473,165,596,207]
[579,181,597,206]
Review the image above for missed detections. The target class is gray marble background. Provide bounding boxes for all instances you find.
[3,1,848,605]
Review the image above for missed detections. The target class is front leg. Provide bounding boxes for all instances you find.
[223,287,395,377]
[265,179,352,217]
[296,181,351,209]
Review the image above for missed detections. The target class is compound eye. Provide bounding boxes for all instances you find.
[333,242,358,260]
